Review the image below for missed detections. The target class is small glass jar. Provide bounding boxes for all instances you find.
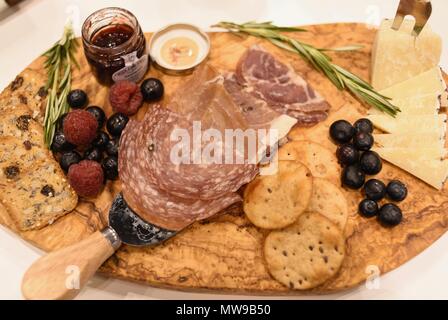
[82,7,148,86]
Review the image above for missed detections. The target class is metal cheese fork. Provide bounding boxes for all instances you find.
[392,0,432,36]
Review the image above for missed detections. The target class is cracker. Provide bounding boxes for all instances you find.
[277,141,340,184]
[264,213,345,290]
[0,104,44,145]
[307,178,348,230]
[0,159,78,231]
[244,160,313,229]
[0,68,47,121]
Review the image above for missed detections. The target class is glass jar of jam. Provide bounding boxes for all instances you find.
[82,7,148,86]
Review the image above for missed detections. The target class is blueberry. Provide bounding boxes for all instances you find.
[329,120,355,144]
[353,132,374,151]
[106,138,119,157]
[341,164,365,189]
[140,78,164,102]
[59,151,82,172]
[378,203,403,227]
[336,143,359,166]
[102,156,118,180]
[51,130,75,153]
[92,131,110,150]
[360,151,382,175]
[386,180,408,202]
[354,118,373,134]
[84,147,103,162]
[86,106,106,128]
[107,113,129,137]
[364,179,386,201]
[358,199,379,218]
[67,89,88,109]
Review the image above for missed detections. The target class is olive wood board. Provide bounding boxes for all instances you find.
[1,23,447,295]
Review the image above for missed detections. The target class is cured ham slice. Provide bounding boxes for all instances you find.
[168,65,249,131]
[223,73,281,129]
[233,45,330,126]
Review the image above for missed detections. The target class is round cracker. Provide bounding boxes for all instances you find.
[277,141,339,184]
[264,213,345,290]
[244,160,313,229]
[307,178,348,230]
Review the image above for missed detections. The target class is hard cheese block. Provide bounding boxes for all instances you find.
[375,148,448,190]
[367,114,447,136]
[373,147,446,160]
[380,67,446,99]
[374,133,444,148]
[371,19,442,90]
[369,94,440,115]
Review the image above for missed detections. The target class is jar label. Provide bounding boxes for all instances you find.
[112,51,148,83]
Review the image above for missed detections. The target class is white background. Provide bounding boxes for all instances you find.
[0,0,447,300]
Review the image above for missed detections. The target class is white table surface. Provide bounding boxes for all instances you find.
[0,0,447,300]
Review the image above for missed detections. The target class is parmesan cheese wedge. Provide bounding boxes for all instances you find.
[373,147,447,160]
[369,94,440,115]
[375,149,448,190]
[379,67,446,99]
[374,133,445,149]
[367,114,447,136]
[371,19,442,90]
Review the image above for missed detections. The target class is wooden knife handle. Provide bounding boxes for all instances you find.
[21,229,118,300]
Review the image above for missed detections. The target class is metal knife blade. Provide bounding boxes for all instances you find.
[108,193,177,246]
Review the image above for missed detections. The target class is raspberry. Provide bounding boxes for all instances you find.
[63,110,98,146]
[109,80,143,116]
[68,160,104,197]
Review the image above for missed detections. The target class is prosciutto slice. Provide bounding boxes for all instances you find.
[233,45,330,126]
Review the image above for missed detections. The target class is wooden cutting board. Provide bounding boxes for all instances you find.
[1,23,447,294]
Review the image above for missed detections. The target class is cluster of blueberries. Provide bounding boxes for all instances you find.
[330,118,407,227]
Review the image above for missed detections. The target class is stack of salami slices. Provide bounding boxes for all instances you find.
[119,46,330,231]
[119,66,260,231]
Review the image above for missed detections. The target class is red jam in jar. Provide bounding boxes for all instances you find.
[82,7,148,86]
[92,24,134,48]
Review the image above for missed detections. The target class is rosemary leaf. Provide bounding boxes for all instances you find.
[320,44,364,52]
[42,23,77,147]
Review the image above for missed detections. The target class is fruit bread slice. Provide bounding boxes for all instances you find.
[0,158,78,231]
[0,136,50,180]
[0,68,47,122]
[0,104,44,145]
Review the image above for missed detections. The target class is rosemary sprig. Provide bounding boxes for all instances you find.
[213,21,400,116]
[42,23,79,147]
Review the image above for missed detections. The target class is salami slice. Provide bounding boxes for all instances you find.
[136,79,259,200]
[119,114,242,231]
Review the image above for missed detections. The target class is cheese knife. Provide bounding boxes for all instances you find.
[21,193,176,300]
[392,0,432,36]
